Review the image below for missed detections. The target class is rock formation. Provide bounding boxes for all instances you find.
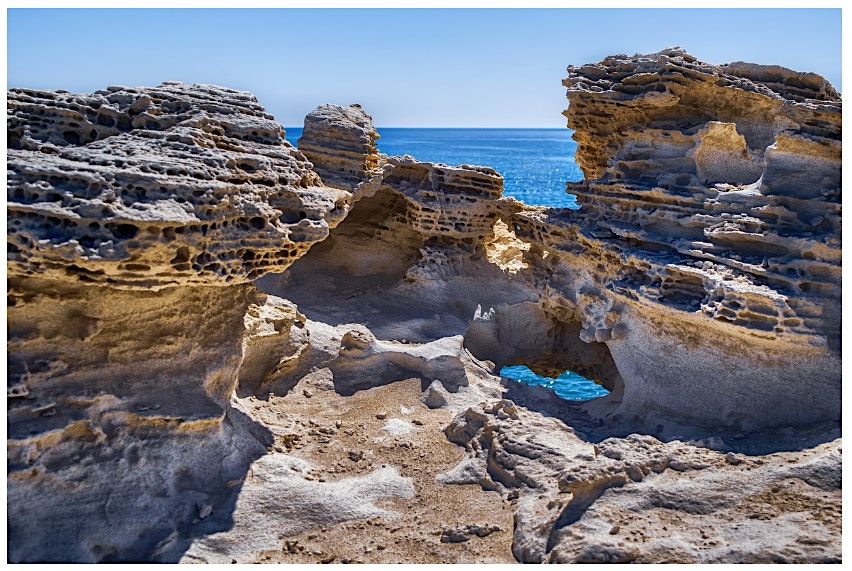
[444,400,841,563]
[6,49,841,564]
[297,103,381,190]
[559,48,841,430]
[7,83,352,561]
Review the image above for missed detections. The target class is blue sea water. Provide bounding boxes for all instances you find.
[500,365,610,401]
[285,128,582,209]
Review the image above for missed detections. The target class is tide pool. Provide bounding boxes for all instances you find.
[500,365,609,401]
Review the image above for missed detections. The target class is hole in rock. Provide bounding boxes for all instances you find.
[108,223,139,240]
[62,131,81,145]
[257,186,425,328]
[500,365,609,401]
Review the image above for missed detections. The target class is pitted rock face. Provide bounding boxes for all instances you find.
[563,47,841,180]
[562,48,841,345]
[7,82,350,289]
[381,156,506,242]
[297,103,381,190]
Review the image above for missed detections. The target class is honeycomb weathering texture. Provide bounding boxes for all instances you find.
[295,106,511,265]
[288,55,840,430]
[370,156,506,243]
[297,103,382,190]
[7,82,351,289]
[563,47,840,179]
[6,85,354,561]
[562,48,841,347]
[4,49,844,564]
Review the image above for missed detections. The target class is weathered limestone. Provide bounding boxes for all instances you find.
[297,103,381,190]
[6,83,352,562]
[282,75,842,430]
[442,400,840,563]
[555,48,841,430]
[8,83,350,288]
[7,48,842,563]
[259,60,840,563]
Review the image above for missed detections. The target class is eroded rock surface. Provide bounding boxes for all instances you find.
[441,400,840,563]
[298,103,381,190]
[7,49,842,564]
[6,83,352,562]
[556,49,841,429]
[8,83,350,288]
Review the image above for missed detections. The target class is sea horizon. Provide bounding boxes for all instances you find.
[285,126,582,209]
[286,126,571,130]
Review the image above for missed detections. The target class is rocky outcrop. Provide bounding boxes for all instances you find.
[254,56,840,563]
[7,48,842,564]
[442,400,841,563]
[297,104,381,190]
[276,65,842,431]
[8,83,350,288]
[552,48,841,430]
[6,83,352,562]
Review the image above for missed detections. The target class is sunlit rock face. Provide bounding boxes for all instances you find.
[285,72,841,432]
[556,48,841,430]
[6,49,841,564]
[6,83,352,562]
[8,83,350,288]
[297,103,382,191]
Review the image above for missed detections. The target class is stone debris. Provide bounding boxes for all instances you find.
[382,419,414,436]
[440,524,502,543]
[422,380,451,409]
[298,103,381,190]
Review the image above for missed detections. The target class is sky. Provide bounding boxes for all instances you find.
[7,8,842,128]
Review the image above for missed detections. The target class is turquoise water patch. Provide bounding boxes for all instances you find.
[500,365,609,401]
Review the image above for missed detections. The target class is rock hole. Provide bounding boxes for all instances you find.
[96,113,115,127]
[62,131,81,145]
[109,223,139,240]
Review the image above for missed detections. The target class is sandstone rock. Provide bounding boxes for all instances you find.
[7,51,841,564]
[181,457,414,563]
[6,83,350,562]
[440,524,501,543]
[297,104,381,190]
[557,48,841,430]
[239,294,310,393]
[422,380,450,409]
[441,399,841,563]
[278,72,842,430]
[8,83,351,289]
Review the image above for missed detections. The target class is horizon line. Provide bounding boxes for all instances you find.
[284,126,572,130]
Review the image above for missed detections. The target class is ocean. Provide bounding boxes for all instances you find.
[285,128,582,209]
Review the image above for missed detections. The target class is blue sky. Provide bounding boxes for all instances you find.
[7,9,841,127]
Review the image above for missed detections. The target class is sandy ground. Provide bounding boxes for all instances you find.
[239,378,516,564]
